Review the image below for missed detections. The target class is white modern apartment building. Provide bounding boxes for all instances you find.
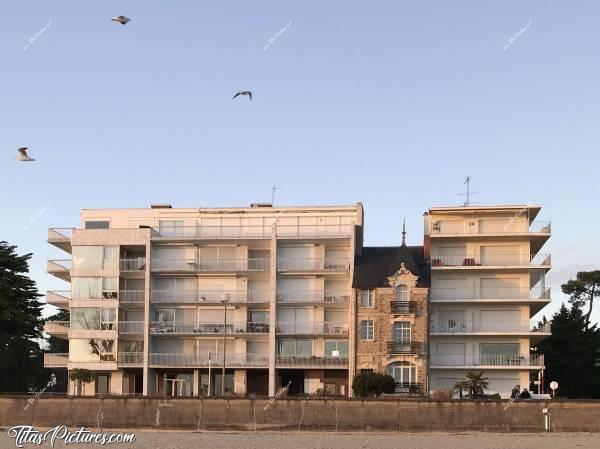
[45,203,362,397]
[425,205,552,398]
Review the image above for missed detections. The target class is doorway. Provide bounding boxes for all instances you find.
[280,370,305,395]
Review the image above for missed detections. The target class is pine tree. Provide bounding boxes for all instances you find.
[535,304,600,398]
[0,241,44,392]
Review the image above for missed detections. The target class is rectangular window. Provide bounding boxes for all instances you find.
[159,220,185,238]
[479,343,519,365]
[71,308,116,330]
[73,246,103,269]
[360,289,374,307]
[103,246,118,269]
[324,340,349,357]
[69,339,115,362]
[360,320,374,340]
[393,321,411,343]
[279,339,313,356]
[72,277,102,299]
[96,374,110,394]
[85,221,109,229]
[102,277,118,299]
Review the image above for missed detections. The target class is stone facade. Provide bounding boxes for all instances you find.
[355,263,429,395]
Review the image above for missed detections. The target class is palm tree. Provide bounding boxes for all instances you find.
[454,380,469,399]
[465,371,489,398]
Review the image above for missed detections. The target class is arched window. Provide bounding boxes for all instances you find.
[394,284,409,301]
[386,361,417,385]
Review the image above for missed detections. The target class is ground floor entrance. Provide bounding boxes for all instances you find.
[276,369,349,397]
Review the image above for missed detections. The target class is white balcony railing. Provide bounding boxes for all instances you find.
[150,289,269,304]
[276,356,349,367]
[430,221,551,235]
[155,226,272,239]
[276,321,349,335]
[276,223,353,238]
[431,254,551,268]
[149,322,269,335]
[118,321,145,334]
[151,258,268,272]
[430,320,551,333]
[117,352,144,365]
[119,290,145,303]
[43,353,69,367]
[149,352,269,367]
[430,287,551,300]
[431,354,545,367]
[277,258,351,272]
[120,258,146,271]
[276,290,351,304]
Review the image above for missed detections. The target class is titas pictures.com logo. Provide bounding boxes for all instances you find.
[7,426,136,448]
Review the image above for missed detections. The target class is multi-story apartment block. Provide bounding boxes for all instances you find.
[44,203,363,397]
[425,205,552,398]
[353,229,430,396]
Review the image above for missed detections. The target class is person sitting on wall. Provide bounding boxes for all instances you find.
[519,388,532,399]
[511,384,521,400]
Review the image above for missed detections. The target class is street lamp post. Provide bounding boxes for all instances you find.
[220,293,231,396]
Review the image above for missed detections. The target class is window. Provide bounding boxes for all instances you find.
[102,277,118,299]
[69,339,115,362]
[85,221,109,229]
[479,343,520,365]
[387,361,417,385]
[361,320,374,340]
[248,311,269,323]
[279,339,313,356]
[360,289,374,307]
[393,321,411,343]
[395,285,409,301]
[324,340,349,357]
[72,246,117,269]
[72,277,118,300]
[96,374,110,394]
[159,220,185,237]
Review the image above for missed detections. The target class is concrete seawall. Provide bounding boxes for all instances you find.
[1,398,599,432]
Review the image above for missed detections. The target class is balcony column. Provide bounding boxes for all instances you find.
[142,238,152,396]
[234,369,247,395]
[193,369,200,396]
[268,222,277,396]
[347,222,357,398]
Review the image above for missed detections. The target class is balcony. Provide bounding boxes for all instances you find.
[430,220,551,236]
[48,228,73,252]
[150,289,269,304]
[153,226,272,240]
[46,290,71,308]
[47,259,71,281]
[44,353,68,368]
[393,383,422,394]
[151,258,268,273]
[276,290,351,305]
[276,223,353,239]
[276,356,349,367]
[149,322,269,335]
[149,353,269,367]
[430,253,551,269]
[430,320,551,335]
[386,341,425,355]
[430,354,545,368]
[276,322,349,336]
[277,258,351,273]
[44,320,70,338]
[119,290,145,304]
[117,352,144,367]
[120,258,146,272]
[118,321,145,335]
[430,287,551,301]
[390,301,416,314]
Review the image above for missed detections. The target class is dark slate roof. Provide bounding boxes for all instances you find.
[353,245,430,288]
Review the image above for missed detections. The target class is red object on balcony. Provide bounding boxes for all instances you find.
[463,258,476,266]
[432,258,443,267]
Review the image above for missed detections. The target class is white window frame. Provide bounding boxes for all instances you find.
[360,289,374,308]
[360,320,374,340]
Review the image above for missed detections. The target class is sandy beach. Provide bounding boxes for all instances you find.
[1,430,598,449]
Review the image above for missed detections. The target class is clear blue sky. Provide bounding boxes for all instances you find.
[1,1,598,323]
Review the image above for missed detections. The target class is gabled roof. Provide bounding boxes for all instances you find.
[353,245,429,288]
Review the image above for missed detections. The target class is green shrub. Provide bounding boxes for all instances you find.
[352,372,396,397]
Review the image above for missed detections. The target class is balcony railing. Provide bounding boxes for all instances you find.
[386,341,424,354]
[276,223,354,238]
[430,320,551,333]
[44,353,68,368]
[120,258,146,271]
[430,254,551,268]
[430,286,551,300]
[276,356,349,367]
[390,301,416,314]
[430,220,551,235]
[150,289,270,304]
[151,258,268,272]
[149,322,269,335]
[431,354,545,367]
[149,352,269,367]
[277,258,351,272]
[119,290,145,303]
[118,321,145,334]
[117,352,144,365]
[394,383,422,394]
[154,226,272,239]
[276,322,349,335]
[48,228,73,240]
[276,290,351,304]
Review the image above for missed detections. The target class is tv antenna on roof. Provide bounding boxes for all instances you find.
[458,176,480,206]
[271,185,279,205]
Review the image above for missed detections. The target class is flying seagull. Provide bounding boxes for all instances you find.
[111,16,131,25]
[16,147,35,162]
[232,91,252,101]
